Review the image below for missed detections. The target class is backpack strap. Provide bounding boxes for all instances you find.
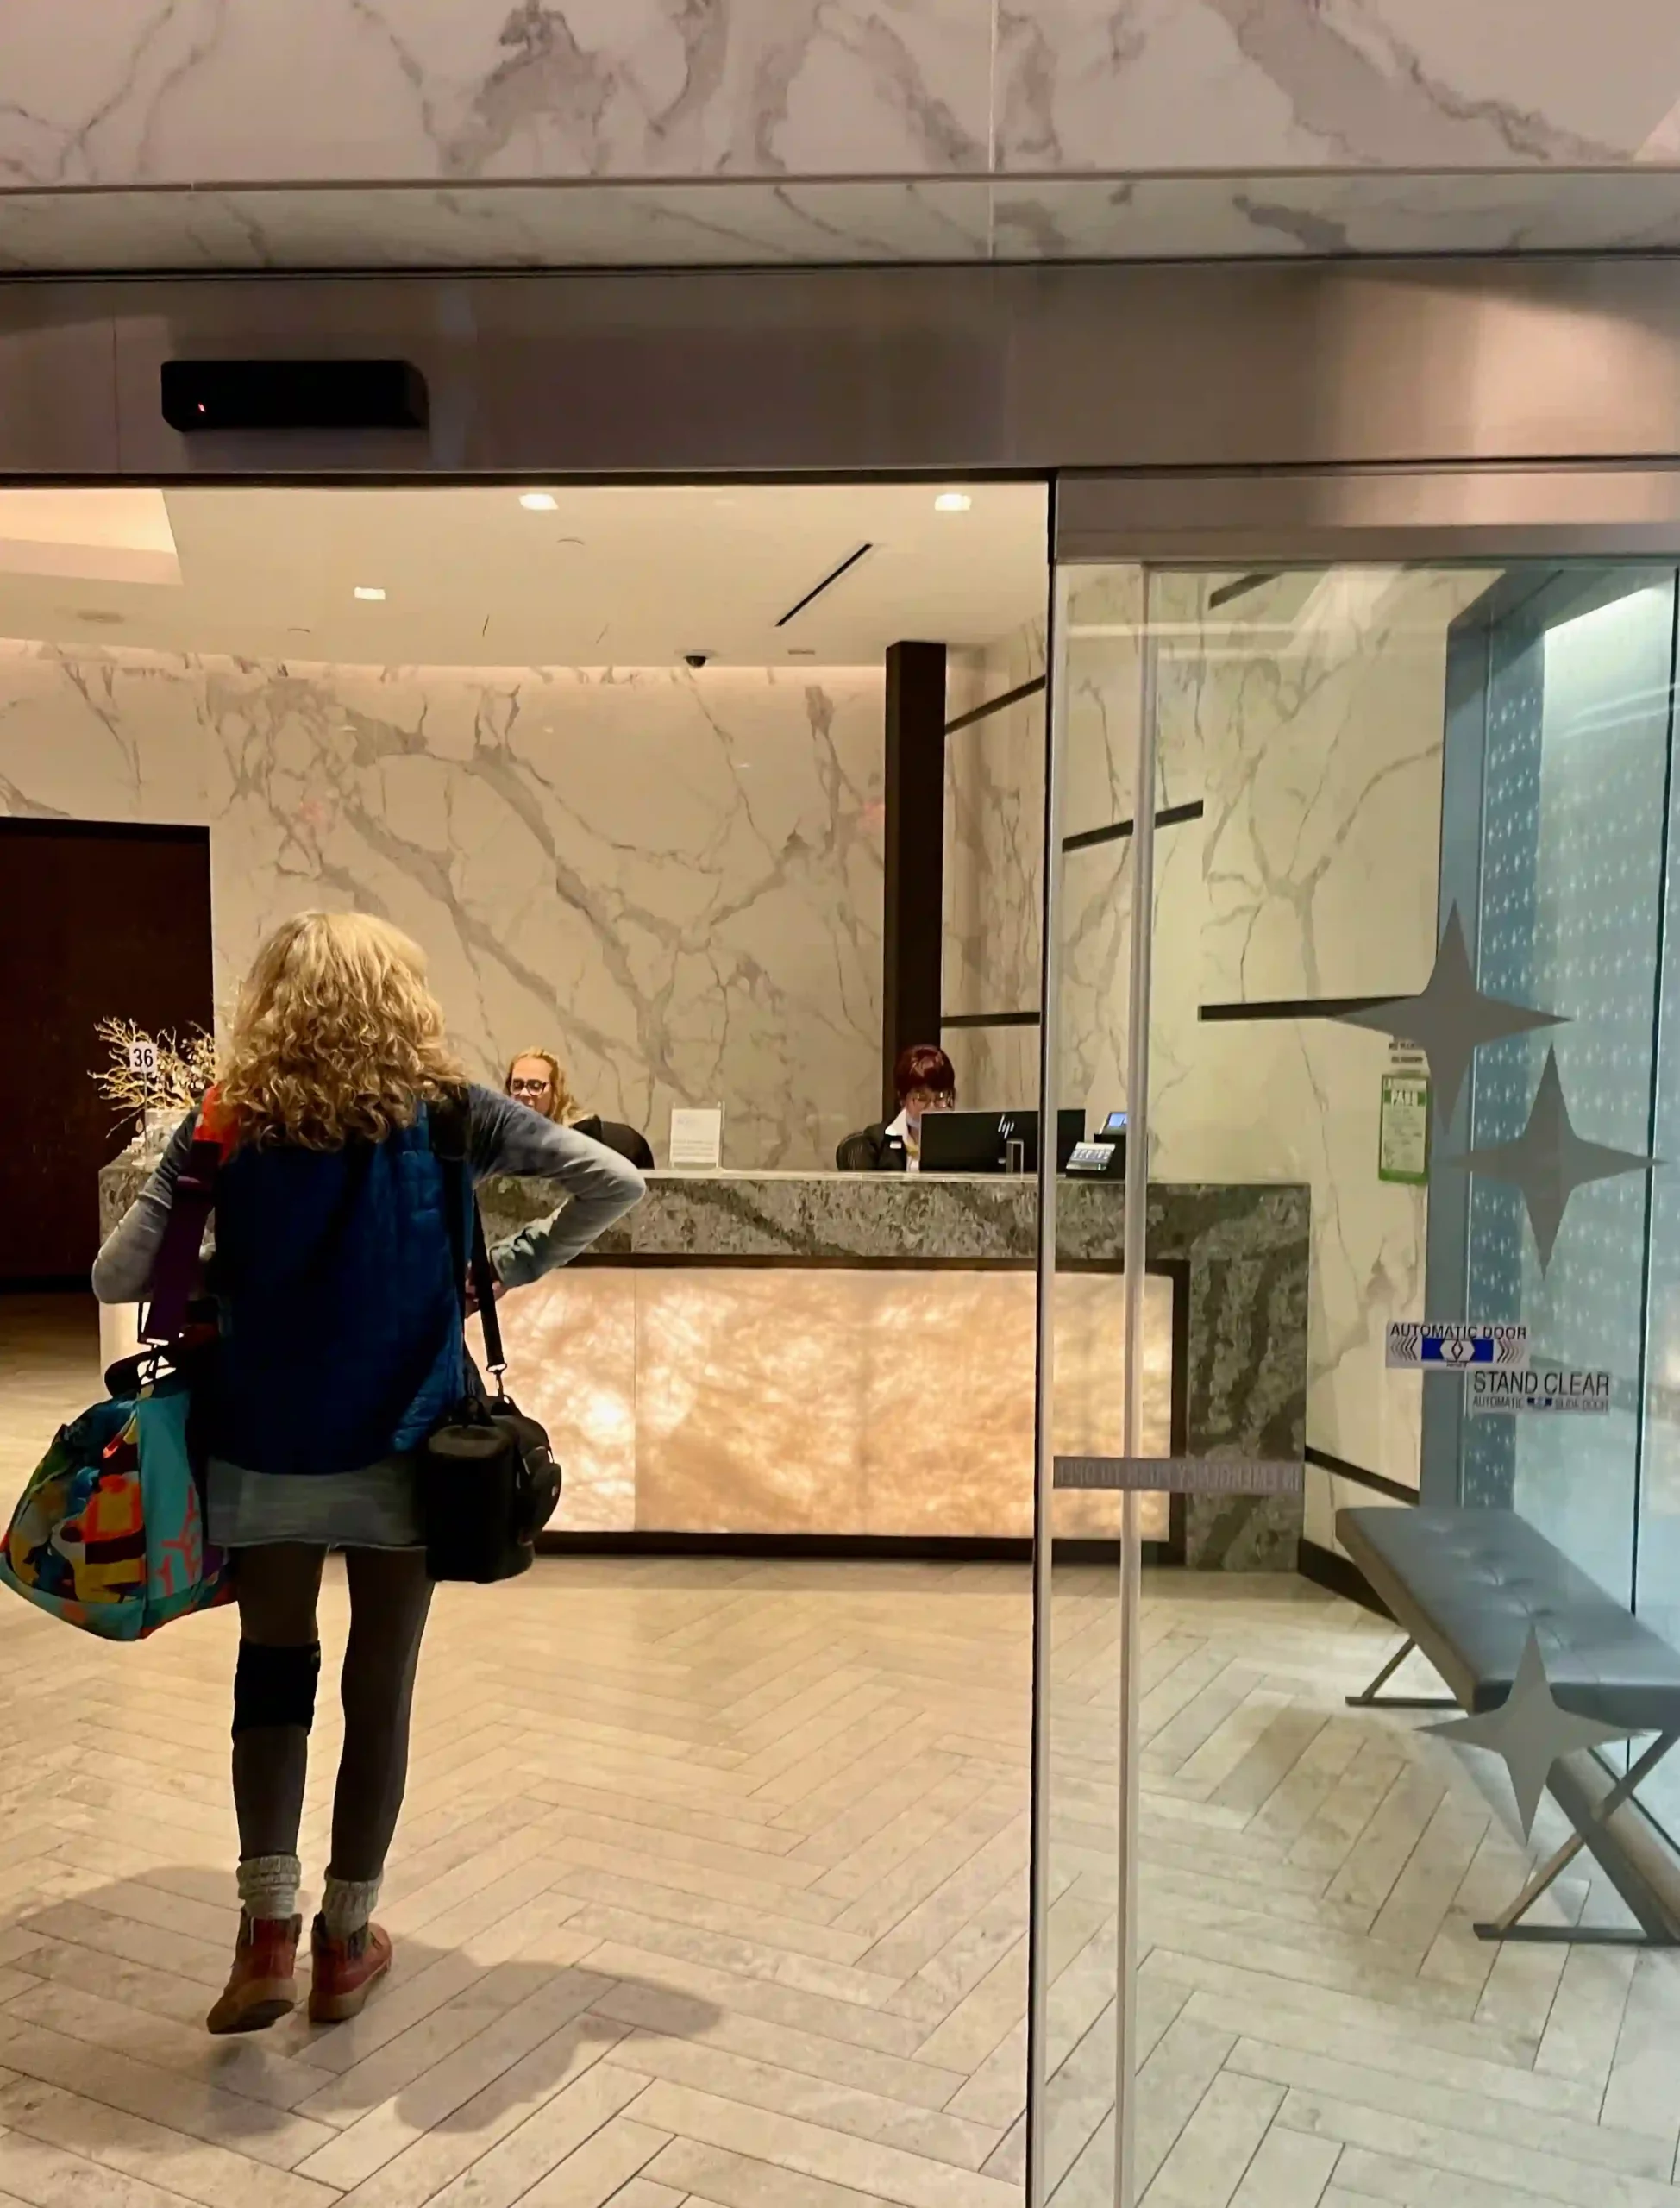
[428,1089,508,1389]
[141,1087,236,1346]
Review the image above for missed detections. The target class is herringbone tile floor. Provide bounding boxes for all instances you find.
[0,1298,1677,2208]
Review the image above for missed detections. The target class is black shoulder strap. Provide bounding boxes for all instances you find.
[429,1090,507,1388]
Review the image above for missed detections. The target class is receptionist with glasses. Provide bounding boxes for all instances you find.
[503,1048,655,1173]
[835,1044,956,1172]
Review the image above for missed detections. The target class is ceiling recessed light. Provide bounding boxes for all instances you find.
[787,648,816,657]
[519,492,558,511]
[353,586,386,601]
[933,492,972,513]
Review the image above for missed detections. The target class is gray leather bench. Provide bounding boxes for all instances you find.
[1338,1504,1680,1947]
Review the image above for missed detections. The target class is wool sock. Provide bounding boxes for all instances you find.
[237,1853,301,1924]
[320,1873,381,1941]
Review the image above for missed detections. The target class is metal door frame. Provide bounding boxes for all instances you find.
[14,259,1680,480]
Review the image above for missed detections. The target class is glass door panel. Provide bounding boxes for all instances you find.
[1035,548,1680,2205]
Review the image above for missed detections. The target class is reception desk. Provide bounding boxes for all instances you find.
[97,1154,1307,1570]
[478,1170,1308,1569]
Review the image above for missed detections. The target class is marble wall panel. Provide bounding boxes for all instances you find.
[0,641,885,1169]
[0,1,994,188]
[943,563,1488,1495]
[18,172,1680,274]
[994,1,1680,172]
[3,3,1677,194]
[1155,569,1488,1494]
[942,1024,1040,1114]
[944,623,1046,1023]
[942,624,1047,1111]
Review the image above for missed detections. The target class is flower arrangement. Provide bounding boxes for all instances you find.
[91,1018,218,1135]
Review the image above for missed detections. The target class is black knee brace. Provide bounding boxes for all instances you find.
[232,1640,322,1738]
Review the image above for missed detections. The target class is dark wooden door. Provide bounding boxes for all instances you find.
[0,821,212,1288]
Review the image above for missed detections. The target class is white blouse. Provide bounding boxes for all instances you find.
[885,1107,918,1171]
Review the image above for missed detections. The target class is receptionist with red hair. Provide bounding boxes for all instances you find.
[835,1044,956,1172]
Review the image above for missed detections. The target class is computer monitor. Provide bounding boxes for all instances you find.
[918,1108,1085,1175]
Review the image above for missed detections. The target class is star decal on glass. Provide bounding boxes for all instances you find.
[1447,1049,1658,1270]
[1336,906,1564,1123]
[1428,1628,1645,1840]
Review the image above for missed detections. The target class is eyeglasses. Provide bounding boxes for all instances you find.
[509,1077,553,1096]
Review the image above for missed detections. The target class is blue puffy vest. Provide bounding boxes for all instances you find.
[204,1108,470,1477]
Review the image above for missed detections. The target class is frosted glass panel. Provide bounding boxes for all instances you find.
[1465,580,1673,1609]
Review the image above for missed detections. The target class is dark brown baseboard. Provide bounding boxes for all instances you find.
[535,1531,1175,1565]
[1296,1535,1393,1619]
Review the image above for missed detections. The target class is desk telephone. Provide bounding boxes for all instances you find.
[1066,1112,1127,1177]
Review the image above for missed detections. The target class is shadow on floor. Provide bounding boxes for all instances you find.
[0,1866,719,2158]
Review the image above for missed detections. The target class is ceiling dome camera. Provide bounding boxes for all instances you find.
[683,650,713,668]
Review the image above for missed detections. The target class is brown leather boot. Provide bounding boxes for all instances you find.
[307,1913,392,2023]
[206,1911,301,2034]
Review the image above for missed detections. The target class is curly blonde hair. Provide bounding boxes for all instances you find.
[219,911,465,1149]
[504,1045,578,1123]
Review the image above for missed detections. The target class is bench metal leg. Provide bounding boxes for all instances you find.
[1475,1729,1680,1948]
[1345,1637,1457,1711]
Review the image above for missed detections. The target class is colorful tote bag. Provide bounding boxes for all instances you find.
[0,1092,236,1640]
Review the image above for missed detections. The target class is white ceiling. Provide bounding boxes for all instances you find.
[0,483,1049,668]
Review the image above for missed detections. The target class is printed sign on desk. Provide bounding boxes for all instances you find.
[1470,1369,1611,1414]
[1386,1322,1528,1370]
[668,1107,724,1171]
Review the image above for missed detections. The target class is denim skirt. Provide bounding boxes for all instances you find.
[206,1453,423,1551]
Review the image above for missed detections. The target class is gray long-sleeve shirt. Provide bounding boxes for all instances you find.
[91,1083,644,1306]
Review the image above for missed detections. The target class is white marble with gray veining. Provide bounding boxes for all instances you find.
[16,166,1680,272]
[943,619,1045,1028]
[945,564,1491,1500]
[0,639,885,1170]
[994,0,1680,172]
[0,179,994,272]
[5,0,1680,259]
[989,165,1680,259]
[0,0,994,188]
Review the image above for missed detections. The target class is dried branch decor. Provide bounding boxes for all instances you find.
[91,1018,218,1127]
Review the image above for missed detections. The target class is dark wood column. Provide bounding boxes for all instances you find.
[881,640,948,1116]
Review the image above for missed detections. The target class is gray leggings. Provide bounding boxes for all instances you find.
[232,1545,433,1883]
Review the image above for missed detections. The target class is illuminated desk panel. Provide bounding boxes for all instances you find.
[497,1262,1175,1540]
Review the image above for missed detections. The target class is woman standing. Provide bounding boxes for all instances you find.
[92,913,644,2034]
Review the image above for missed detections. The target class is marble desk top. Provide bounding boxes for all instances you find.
[476,1168,1308,1270]
[100,1147,1307,1270]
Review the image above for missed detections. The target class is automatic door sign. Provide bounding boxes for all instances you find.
[1386,1322,1528,1371]
[1469,1369,1611,1415]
